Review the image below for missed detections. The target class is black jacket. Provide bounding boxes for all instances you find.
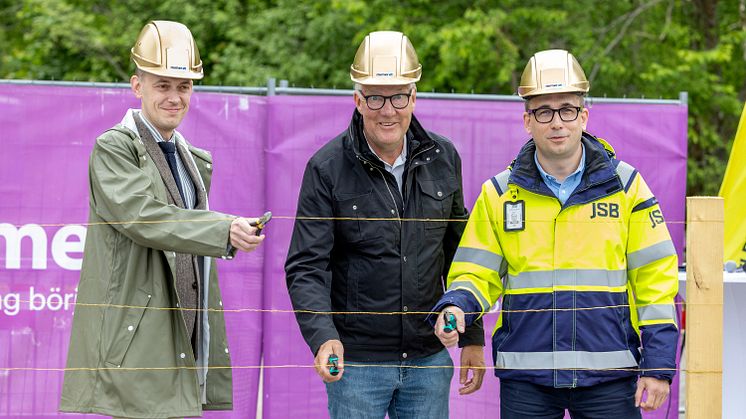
[285,110,484,361]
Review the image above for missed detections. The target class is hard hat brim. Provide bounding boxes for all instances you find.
[133,64,204,80]
[518,85,588,99]
[351,74,421,86]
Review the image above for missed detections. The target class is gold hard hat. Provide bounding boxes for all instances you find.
[350,31,421,85]
[131,20,203,80]
[518,49,589,98]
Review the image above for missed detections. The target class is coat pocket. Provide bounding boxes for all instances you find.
[418,177,459,231]
[104,286,153,367]
[333,190,382,244]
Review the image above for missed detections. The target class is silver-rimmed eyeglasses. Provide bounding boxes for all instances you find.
[357,90,413,110]
[528,106,582,123]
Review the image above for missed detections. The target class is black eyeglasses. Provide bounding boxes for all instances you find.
[528,106,582,123]
[357,90,413,110]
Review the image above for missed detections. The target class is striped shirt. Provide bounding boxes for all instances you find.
[138,112,197,209]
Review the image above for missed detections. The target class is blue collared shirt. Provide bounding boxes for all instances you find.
[534,145,585,205]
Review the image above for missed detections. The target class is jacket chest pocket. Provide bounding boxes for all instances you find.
[417,177,458,231]
[333,190,382,244]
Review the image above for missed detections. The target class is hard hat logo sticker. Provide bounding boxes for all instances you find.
[544,83,565,88]
[170,66,187,70]
[375,72,394,77]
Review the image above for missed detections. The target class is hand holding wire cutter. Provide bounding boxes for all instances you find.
[249,211,272,236]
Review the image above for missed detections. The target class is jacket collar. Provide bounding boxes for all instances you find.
[347,109,434,166]
[509,132,622,206]
[120,108,187,146]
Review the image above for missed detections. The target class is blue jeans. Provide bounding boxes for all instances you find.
[326,349,453,419]
[500,377,642,419]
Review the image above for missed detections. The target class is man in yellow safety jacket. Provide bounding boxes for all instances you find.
[431,49,679,418]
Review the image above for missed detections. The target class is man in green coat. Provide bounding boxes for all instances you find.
[59,20,264,418]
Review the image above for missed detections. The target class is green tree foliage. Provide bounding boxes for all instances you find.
[1,0,743,195]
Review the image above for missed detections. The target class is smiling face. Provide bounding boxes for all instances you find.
[523,93,588,166]
[130,70,193,139]
[354,84,416,158]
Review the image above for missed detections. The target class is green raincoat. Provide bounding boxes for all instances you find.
[60,119,235,418]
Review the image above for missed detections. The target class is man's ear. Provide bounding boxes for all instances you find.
[130,74,142,99]
[353,90,364,113]
[580,107,589,130]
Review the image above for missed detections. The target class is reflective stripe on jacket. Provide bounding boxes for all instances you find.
[434,133,678,388]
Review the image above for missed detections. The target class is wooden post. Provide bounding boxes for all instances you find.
[685,197,724,418]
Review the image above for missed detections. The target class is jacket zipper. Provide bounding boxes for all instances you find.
[373,165,402,227]
[401,143,435,202]
[358,143,436,227]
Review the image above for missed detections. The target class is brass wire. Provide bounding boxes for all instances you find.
[10,215,692,229]
[3,214,693,374]
[4,297,695,374]
[14,300,694,315]
[2,365,707,373]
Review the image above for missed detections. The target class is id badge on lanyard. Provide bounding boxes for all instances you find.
[504,200,525,232]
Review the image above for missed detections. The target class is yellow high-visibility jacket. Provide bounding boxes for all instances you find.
[434,134,678,387]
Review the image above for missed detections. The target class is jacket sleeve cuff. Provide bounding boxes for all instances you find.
[458,317,485,347]
[427,290,484,327]
[639,323,679,381]
[309,330,341,357]
[223,217,238,259]
[639,354,676,382]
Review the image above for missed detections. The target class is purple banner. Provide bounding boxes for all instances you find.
[0,85,266,418]
[0,85,687,418]
[261,96,687,419]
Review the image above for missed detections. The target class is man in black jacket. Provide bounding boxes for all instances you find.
[285,31,485,418]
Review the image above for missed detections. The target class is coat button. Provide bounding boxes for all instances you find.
[437,191,443,197]
[403,256,407,262]
[225,348,229,354]
[390,209,396,214]
[206,163,212,169]
[403,306,408,312]
[402,352,408,359]
[127,325,134,331]
[426,157,431,161]
[352,205,357,210]
[219,300,223,307]
[436,149,440,153]
[192,281,198,290]
[180,353,186,359]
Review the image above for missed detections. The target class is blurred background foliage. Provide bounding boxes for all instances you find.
[1,0,744,195]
